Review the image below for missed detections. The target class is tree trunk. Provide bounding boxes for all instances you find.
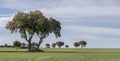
[37,39,43,49]
[28,41,31,51]
[27,34,33,52]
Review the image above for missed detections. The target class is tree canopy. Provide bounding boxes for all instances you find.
[74,42,79,48]
[56,41,64,48]
[79,40,87,48]
[52,43,56,48]
[13,41,21,50]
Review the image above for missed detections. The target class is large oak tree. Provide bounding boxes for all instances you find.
[6,10,61,51]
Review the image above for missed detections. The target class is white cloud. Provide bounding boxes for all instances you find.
[39,0,120,17]
[0,16,13,27]
[63,25,120,36]
[0,0,120,17]
[41,6,120,18]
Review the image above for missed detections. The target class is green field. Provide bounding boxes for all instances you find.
[0,48,120,61]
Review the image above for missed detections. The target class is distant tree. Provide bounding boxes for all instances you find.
[79,40,87,48]
[0,45,4,47]
[74,42,79,48]
[13,41,21,50]
[65,45,69,48]
[52,43,56,48]
[56,41,64,48]
[4,44,8,47]
[6,10,61,51]
[45,43,50,48]
[21,43,26,47]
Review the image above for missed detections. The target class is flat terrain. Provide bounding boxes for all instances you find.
[0,48,120,61]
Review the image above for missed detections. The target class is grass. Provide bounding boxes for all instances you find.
[0,48,120,61]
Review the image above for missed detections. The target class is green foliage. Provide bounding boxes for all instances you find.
[4,44,8,47]
[74,42,79,48]
[65,45,69,48]
[49,18,61,38]
[13,41,21,50]
[45,43,50,48]
[35,43,39,47]
[56,41,64,48]
[21,43,26,47]
[79,40,87,48]
[52,43,56,48]
[13,41,21,47]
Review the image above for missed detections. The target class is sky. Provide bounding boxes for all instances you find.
[0,0,120,48]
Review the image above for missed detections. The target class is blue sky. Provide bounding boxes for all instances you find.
[0,0,120,48]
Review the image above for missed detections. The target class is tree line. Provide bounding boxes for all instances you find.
[46,40,87,48]
[12,40,87,49]
[0,40,87,50]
